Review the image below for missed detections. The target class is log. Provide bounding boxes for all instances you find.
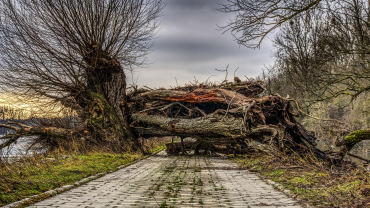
[126,80,340,162]
[130,88,279,107]
[0,79,338,163]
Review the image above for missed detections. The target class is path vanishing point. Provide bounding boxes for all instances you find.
[29,151,301,208]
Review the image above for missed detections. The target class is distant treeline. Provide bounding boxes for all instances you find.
[0,106,27,121]
[0,106,28,134]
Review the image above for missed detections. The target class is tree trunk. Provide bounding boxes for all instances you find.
[76,47,139,151]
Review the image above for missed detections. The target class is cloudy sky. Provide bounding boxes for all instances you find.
[128,0,275,88]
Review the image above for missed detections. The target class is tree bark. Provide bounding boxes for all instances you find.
[74,47,139,151]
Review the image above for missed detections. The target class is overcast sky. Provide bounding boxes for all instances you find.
[128,0,275,88]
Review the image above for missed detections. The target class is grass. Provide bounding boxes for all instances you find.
[232,152,370,207]
[0,137,172,207]
[0,153,142,206]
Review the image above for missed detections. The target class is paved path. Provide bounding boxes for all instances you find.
[30,151,300,208]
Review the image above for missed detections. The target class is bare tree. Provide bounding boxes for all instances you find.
[268,0,370,105]
[0,0,164,151]
[219,0,323,48]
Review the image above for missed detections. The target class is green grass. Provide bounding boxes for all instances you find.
[0,153,143,206]
[232,152,370,207]
[0,136,172,207]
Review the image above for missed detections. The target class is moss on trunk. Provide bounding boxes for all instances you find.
[343,130,370,149]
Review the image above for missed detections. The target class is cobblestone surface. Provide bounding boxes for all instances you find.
[29,151,300,208]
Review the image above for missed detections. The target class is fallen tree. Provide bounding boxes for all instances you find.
[126,79,334,160]
[0,0,345,163]
[0,75,345,163]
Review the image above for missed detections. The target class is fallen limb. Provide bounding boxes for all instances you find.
[0,124,20,131]
[6,122,32,129]
[347,152,370,163]
[0,79,342,163]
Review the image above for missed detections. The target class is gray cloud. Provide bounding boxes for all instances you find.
[128,0,275,88]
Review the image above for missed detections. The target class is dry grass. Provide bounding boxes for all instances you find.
[142,136,174,153]
[232,152,370,207]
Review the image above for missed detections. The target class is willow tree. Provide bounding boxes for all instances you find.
[0,0,164,150]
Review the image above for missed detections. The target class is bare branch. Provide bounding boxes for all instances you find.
[0,124,20,131]
[6,122,32,129]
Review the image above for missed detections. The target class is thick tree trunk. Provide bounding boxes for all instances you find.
[75,47,139,151]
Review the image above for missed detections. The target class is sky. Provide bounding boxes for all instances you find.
[127,0,275,88]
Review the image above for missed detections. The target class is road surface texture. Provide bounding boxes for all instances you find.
[29,151,300,208]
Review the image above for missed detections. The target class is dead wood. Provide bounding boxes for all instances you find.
[0,124,87,149]
[0,79,341,163]
[127,80,340,162]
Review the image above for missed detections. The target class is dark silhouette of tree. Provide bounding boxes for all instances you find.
[0,0,164,151]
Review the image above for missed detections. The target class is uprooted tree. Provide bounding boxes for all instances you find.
[0,0,352,163]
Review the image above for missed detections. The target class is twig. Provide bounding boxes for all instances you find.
[0,134,14,140]
[347,152,370,163]
[193,76,199,85]
[204,75,216,85]
[0,135,20,149]
[215,64,229,86]
[272,93,346,124]
[220,90,237,120]
[143,85,153,90]
[234,67,239,78]
[6,122,32,129]
[152,194,161,207]
[194,107,207,118]
[175,77,179,88]
[244,75,251,82]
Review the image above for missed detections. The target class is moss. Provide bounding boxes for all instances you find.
[89,92,112,112]
[86,91,130,139]
[290,176,310,185]
[344,130,370,149]
[91,117,103,124]
[339,180,361,192]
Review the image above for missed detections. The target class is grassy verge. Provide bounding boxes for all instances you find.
[0,137,172,206]
[231,152,370,207]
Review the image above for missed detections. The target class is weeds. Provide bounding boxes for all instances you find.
[232,152,370,207]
